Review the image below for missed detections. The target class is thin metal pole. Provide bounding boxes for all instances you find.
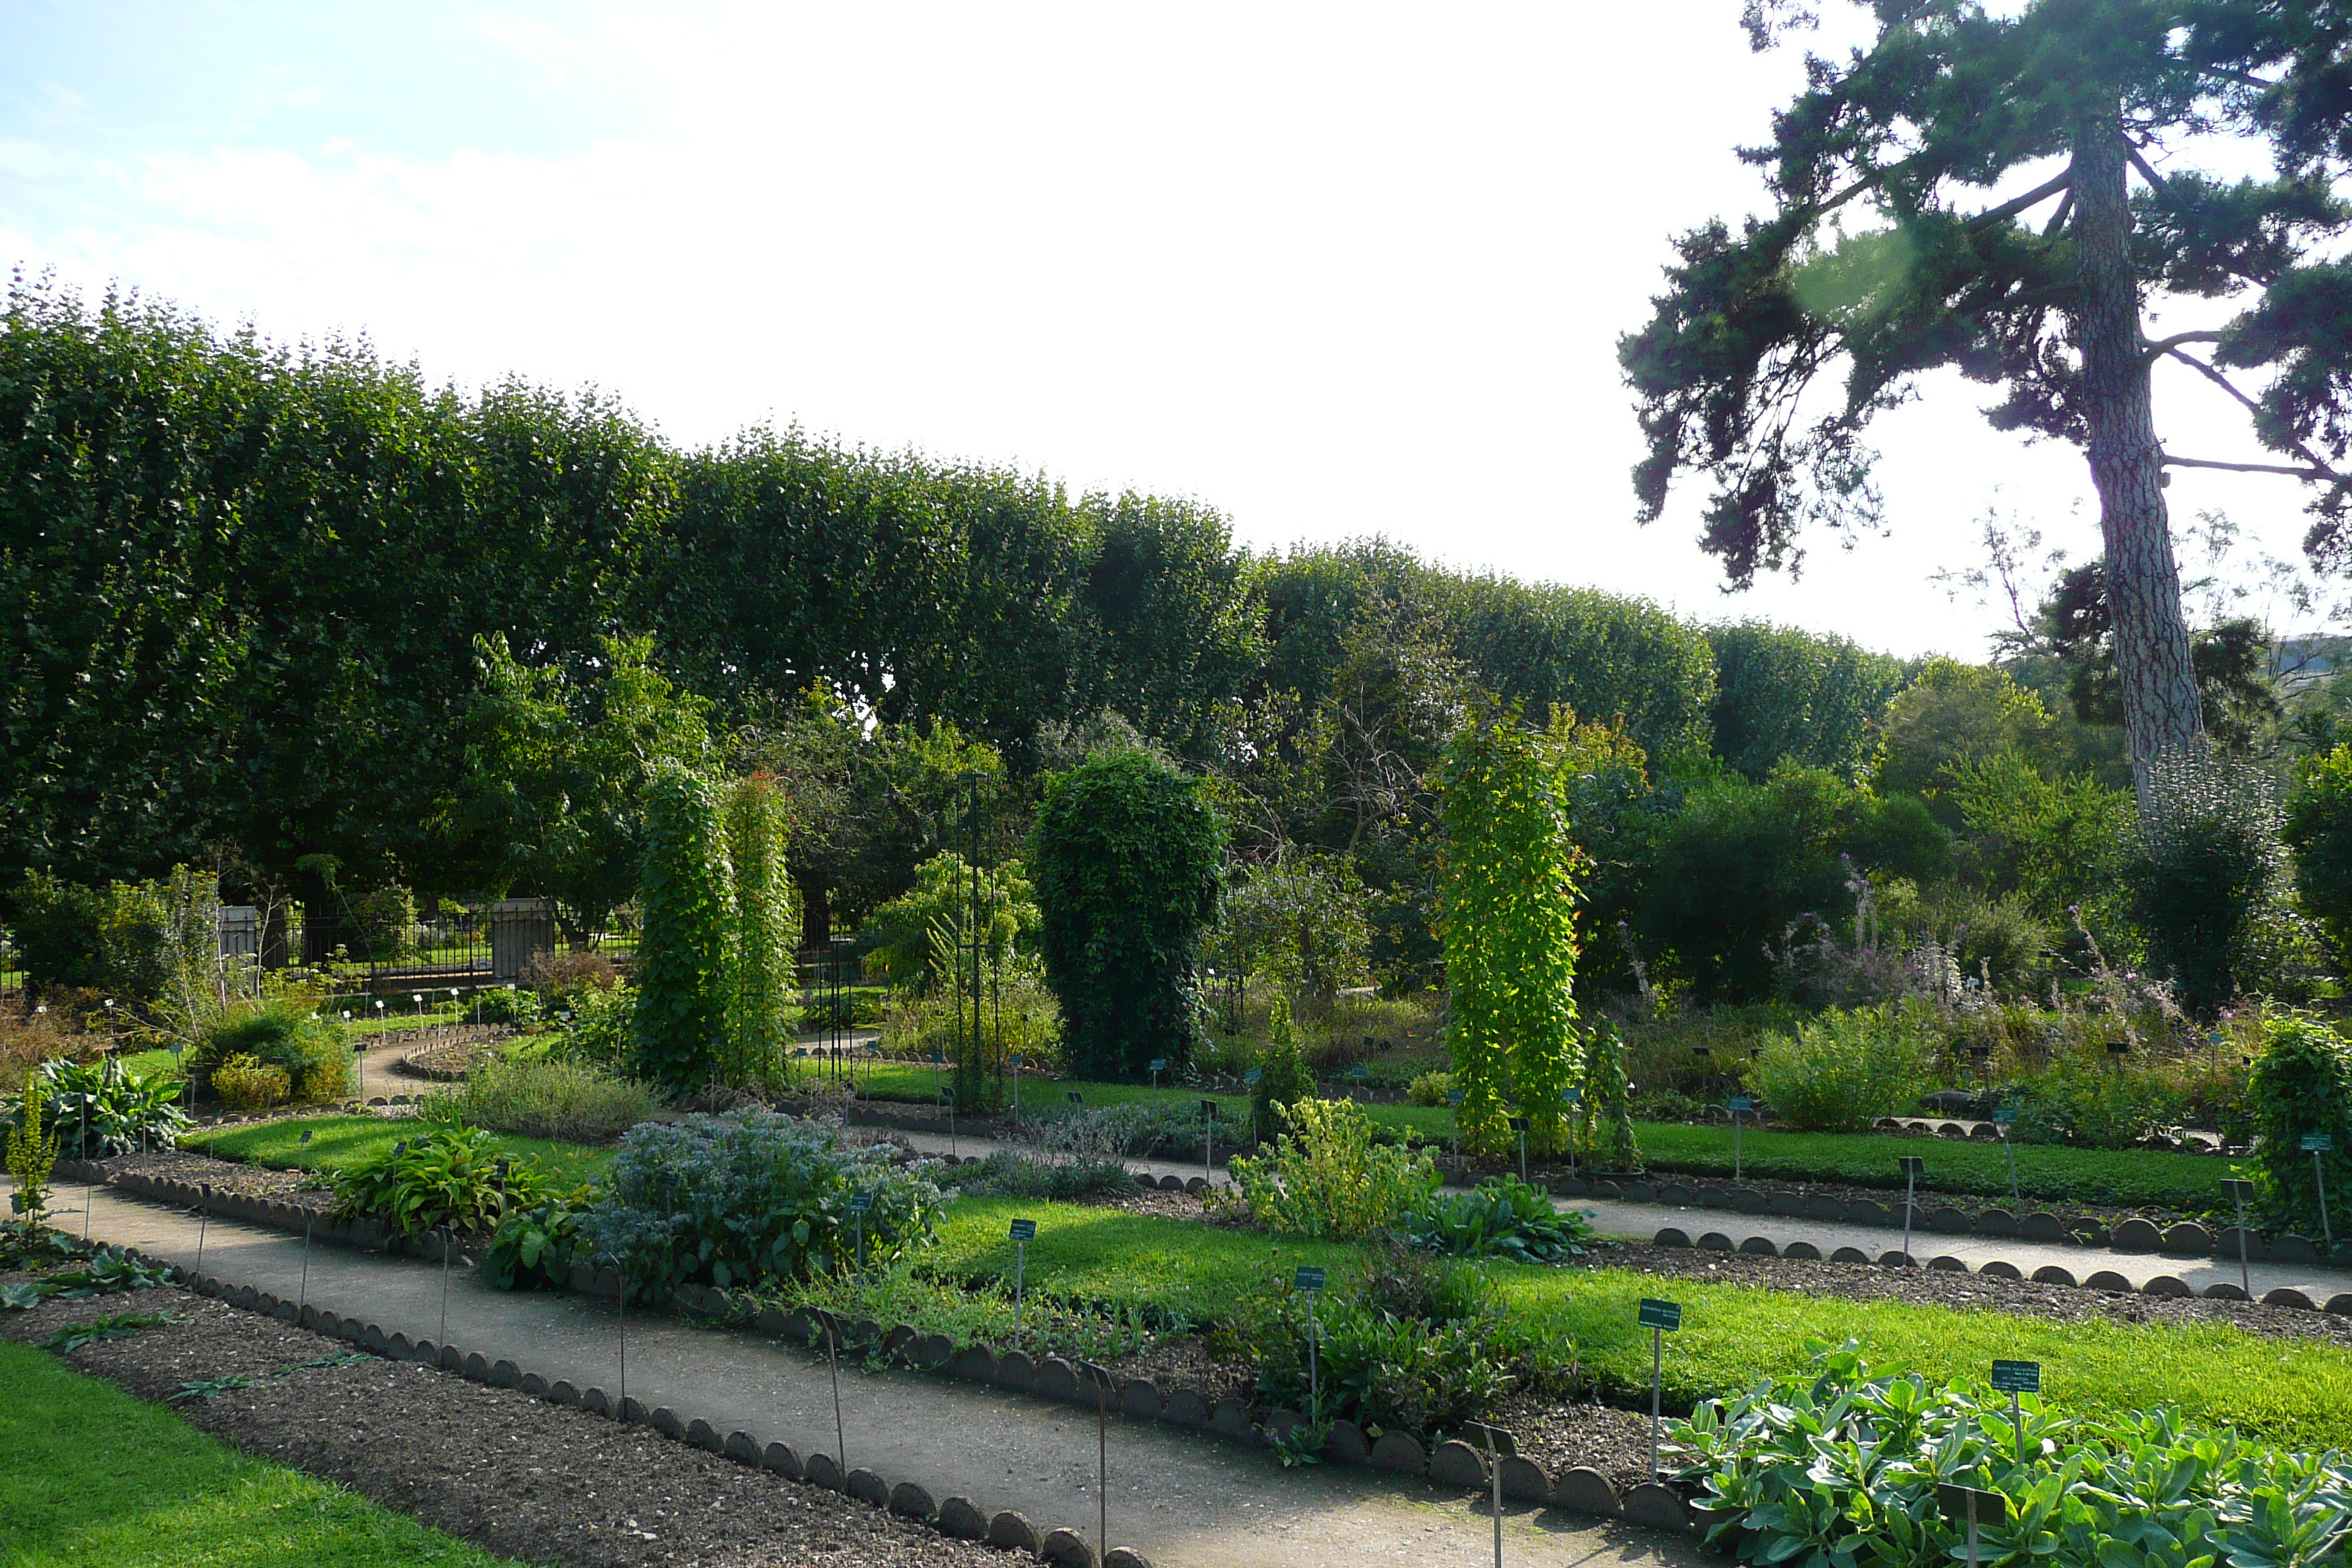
[828,1321,847,1474]
[1733,1107,1742,1184]
[2003,1128,2019,1212]
[440,1225,452,1346]
[2316,1149,2335,1251]
[617,1264,628,1412]
[1648,1324,1662,1477]
[1489,1433,1503,1568]
[1966,1493,1980,1568]
[81,1098,93,1241]
[2011,1390,2024,1469]
[1014,1240,1026,1352]
[1098,1389,1108,1566]
[299,1213,314,1313]
[1902,1166,1916,1265]
[194,1188,210,1278]
[1308,1297,1319,1425]
[2235,1187,2252,1298]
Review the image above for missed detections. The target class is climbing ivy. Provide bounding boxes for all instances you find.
[1436,706,1586,1160]
[633,764,731,1093]
[723,772,799,1085]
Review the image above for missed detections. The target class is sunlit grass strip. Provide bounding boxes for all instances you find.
[0,1338,511,1568]
[183,1116,611,1187]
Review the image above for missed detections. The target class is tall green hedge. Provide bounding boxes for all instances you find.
[1030,751,1222,1079]
[633,765,731,1092]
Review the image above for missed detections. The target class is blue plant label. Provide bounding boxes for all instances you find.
[1245,1068,1263,1083]
[1009,1218,1037,1243]
[2304,1134,2336,1153]
[1352,1065,1370,1081]
[1900,1156,1927,1176]
[1066,1091,1083,1105]
[1447,1089,1465,1104]
[1990,1360,2041,1393]
[930,1051,945,1064]
[1009,1052,1023,1066]
[1564,1087,1582,1104]
[1294,1266,1327,1293]
[1509,1115,1531,1131]
[1638,1298,1682,1332]
[847,1192,872,1214]
[299,1130,313,1145]
[1201,1098,1218,1116]
[1150,1058,1167,1074]
[1729,1096,1753,1113]
[1992,1109,2017,1125]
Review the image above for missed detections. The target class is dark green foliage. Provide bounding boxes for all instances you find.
[341,885,417,963]
[1030,750,1222,1079]
[948,1149,1132,1202]
[1250,997,1317,1136]
[2285,743,2352,959]
[578,1111,943,1293]
[1706,622,1906,782]
[1635,765,1953,1000]
[329,1124,553,1238]
[6,871,168,1002]
[1401,1177,1594,1263]
[2242,1014,2352,1236]
[7,1059,190,1158]
[632,764,731,1093]
[482,1198,587,1292]
[1674,1342,2352,1568]
[194,1004,350,1104]
[2120,751,2287,1015]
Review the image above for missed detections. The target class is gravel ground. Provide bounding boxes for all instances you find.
[1,1272,1014,1568]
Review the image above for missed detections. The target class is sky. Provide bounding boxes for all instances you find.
[0,0,2333,660]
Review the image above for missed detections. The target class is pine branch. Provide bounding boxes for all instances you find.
[2160,347,2348,483]
[2142,329,2223,359]
[1967,170,2072,232]
[2162,453,2332,479]
[2125,144,2173,197]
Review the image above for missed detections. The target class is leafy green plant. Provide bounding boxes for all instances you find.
[1746,1002,1937,1133]
[195,1003,350,1103]
[45,1310,180,1352]
[10,1058,192,1157]
[170,1375,253,1403]
[418,1056,659,1143]
[1437,706,1587,1159]
[723,771,799,1084]
[2242,1012,2352,1236]
[2122,748,2290,1017]
[1673,1341,2352,1568]
[1220,1098,1439,1240]
[329,1124,552,1237]
[1402,1177,1594,1263]
[633,761,732,1093]
[579,1110,943,1294]
[2286,742,2352,962]
[2,1245,175,1310]
[1251,997,1316,1134]
[482,1197,588,1292]
[949,1148,1131,1202]
[4,1067,60,1224]
[1578,1019,1642,1168]
[545,979,636,1066]
[209,1052,290,1113]
[1031,749,1224,1080]
[1405,1069,1455,1107]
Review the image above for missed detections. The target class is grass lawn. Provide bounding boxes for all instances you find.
[923,1197,2352,1450]
[183,1115,612,1186]
[0,1338,510,1568]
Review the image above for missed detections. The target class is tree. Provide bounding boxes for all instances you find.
[1030,750,1223,1080]
[1622,2,2352,793]
[1874,659,2065,813]
[859,851,1039,990]
[1212,855,1373,1025]
[633,764,731,1093]
[1707,622,1908,781]
[1436,706,1587,1161]
[2033,564,2283,751]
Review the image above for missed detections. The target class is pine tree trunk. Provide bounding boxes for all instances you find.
[2071,108,2204,799]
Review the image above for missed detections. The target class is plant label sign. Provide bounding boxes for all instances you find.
[1352,1065,1370,1082]
[1990,1360,2040,1394]
[1294,1266,1327,1294]
[1638,1298,1682,1332]
[847,1192,872,1215]
[1150,1058,1167,1074]
[1447,1089,1465,1105]
[1008,1218,1037,1243]
[1729,1096,1752,1113]
[1509,1115,1531,1132]
[930,1051,945,1064]
[1201,1099,1218,1116]
[1244,1068,1263,1084]
[1461,1420,1518,1456]
[2304,1134,2336,1153]
[1066,1090,1084,1106]
[1992,1108,2017,1126]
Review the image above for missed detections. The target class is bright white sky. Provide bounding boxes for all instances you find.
[0,1,2333,659]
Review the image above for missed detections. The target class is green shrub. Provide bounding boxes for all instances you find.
[1030,750,1224,1080]
[1406,1069,1454,1107]
[1674,1342,2352,1568]
[722,771,799,1083]
[418,1057,659,1144]
[2002,1055,2192,1150]
[546,980,634,1064]
[8,871,171,1004]
[949,1148,1132,1202]
[2285,742,2352,961]
[195,1003,350,1103]
[471,985,541,1027]
[329,1124,553,1238]
[2242,1012,2352,1235]
[1251,997,1316,1133]
[343,886,417,963]
[1220,1098,1439,1240]
[1746,1002,1936,1132]
[1402,1177,1594,1263]
[10,1058,191,1157]
[2121,749,2288,1016]
[483,1198,587,1292]
[4,1068,59,1224]
[633,763,731,1093]
[579,1111,943,1294]
[209,1054,289,1113]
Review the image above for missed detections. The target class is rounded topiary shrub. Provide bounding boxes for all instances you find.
[1030,750,1222,1081]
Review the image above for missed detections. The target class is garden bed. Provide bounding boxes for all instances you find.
[0,1275,1011,1568]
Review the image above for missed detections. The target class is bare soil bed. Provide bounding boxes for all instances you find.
[1,1273,1012,1568]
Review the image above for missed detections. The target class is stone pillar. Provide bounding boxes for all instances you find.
[489,898,557,983]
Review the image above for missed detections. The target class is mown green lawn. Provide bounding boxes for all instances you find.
[0,1338,511,1568]
[183,1116,611,1186]
[924,1196,2352,1450]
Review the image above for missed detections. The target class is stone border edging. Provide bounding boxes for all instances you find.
[1648,1226,2352,1316]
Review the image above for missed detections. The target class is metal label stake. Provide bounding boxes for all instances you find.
[1936,1482,2008,1568]
[1463,1421,1517,1568]
[1991,1359,2040,1469]
[2223,1178,2255,1297]
[848,1191,872,1314]
[1899,1156,1926,1265]
[1638,1298,1681,1477]
[1009,1218,1036,1349]
[2304,1134,2336,1250]
[1149,1058,1166,1092]
[1728,1096,1751,1183]
[1993,1108,2020,1211]
[1080,1363,1115,1563]
[1511,1115,1531,1184]
[1294,1266,1326,1422]
[439,1224,454,1346]
[1201,1098,1218,1185]
[823,1310,847,1474]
